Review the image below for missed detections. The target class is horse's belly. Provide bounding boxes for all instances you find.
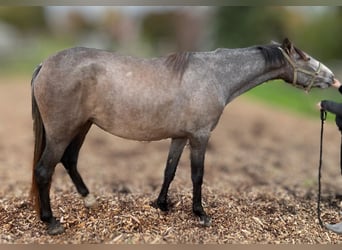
[93,115,184,141]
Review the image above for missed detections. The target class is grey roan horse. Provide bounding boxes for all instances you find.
[31,38,335,235]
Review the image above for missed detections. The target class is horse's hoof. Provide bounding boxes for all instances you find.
[47,220,65,235]
[83,193,97,208]
[325,222,342,234]
[199,215,212,227]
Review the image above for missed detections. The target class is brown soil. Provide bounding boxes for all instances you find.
[0,78,341,243]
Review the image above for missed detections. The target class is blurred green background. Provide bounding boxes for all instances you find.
[1,6,342,119]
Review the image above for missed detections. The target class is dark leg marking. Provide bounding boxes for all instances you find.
[61,122,92,197]
[189,136,211,226]
[154,138,187,211]
[35,143,67,235]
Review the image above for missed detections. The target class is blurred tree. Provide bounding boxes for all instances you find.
[141,10,207,53]
[102,10,139,50]
[214,7,288,48]
[214,6,342,63]
[292,7,342,61]
[141,12,177,53]
[0,7,47,32]
[67,11,92,33]
[336,8,342,58]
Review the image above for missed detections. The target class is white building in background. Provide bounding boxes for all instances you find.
[0,22,21,57]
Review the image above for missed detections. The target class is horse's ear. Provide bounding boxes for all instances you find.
[281,38,294,55]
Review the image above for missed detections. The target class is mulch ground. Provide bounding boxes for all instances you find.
[0,80,341,243]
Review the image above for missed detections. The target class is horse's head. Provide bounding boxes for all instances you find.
[278,38,335,92]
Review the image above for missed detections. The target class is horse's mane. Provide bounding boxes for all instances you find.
[165,51,191,78]
[257,44,308,68]
[257,44,286,68]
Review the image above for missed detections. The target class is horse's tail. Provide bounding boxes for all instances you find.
[30,63,44,214]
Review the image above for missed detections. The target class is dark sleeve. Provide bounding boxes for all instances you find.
[339,86,342,94]
[336,115,342,132]
[321,100,342,117]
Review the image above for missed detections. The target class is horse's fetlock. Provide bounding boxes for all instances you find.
[40,212,53,223]
[157,200,169,212]
[193,204,205,216]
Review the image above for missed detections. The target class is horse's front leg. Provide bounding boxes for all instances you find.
[155,138,187,211]
[189,135,211,226]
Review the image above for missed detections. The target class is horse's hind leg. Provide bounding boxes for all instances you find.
[61,122,96,208]
[35,141,68,235]
[155,138,187,211]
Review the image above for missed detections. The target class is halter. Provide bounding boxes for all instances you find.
[278,47,322,92]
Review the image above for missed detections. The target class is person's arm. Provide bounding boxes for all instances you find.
[317,79,342,113]
[320,100,342,117]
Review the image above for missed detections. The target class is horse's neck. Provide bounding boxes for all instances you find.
[203,47,285,104]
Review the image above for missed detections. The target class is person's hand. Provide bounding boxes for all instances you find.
[331,78,341,88]
[317,101,322,110]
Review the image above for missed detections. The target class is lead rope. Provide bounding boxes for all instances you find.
[340,135,342,175]
[317,109,327,228]
[317,111,342,234]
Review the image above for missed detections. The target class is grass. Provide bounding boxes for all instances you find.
[245,79,342,122]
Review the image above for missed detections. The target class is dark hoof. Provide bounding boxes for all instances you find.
[325,222,342,234]
[150,199,169,212]
[47,220,65,235]
[199,215,212,227]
